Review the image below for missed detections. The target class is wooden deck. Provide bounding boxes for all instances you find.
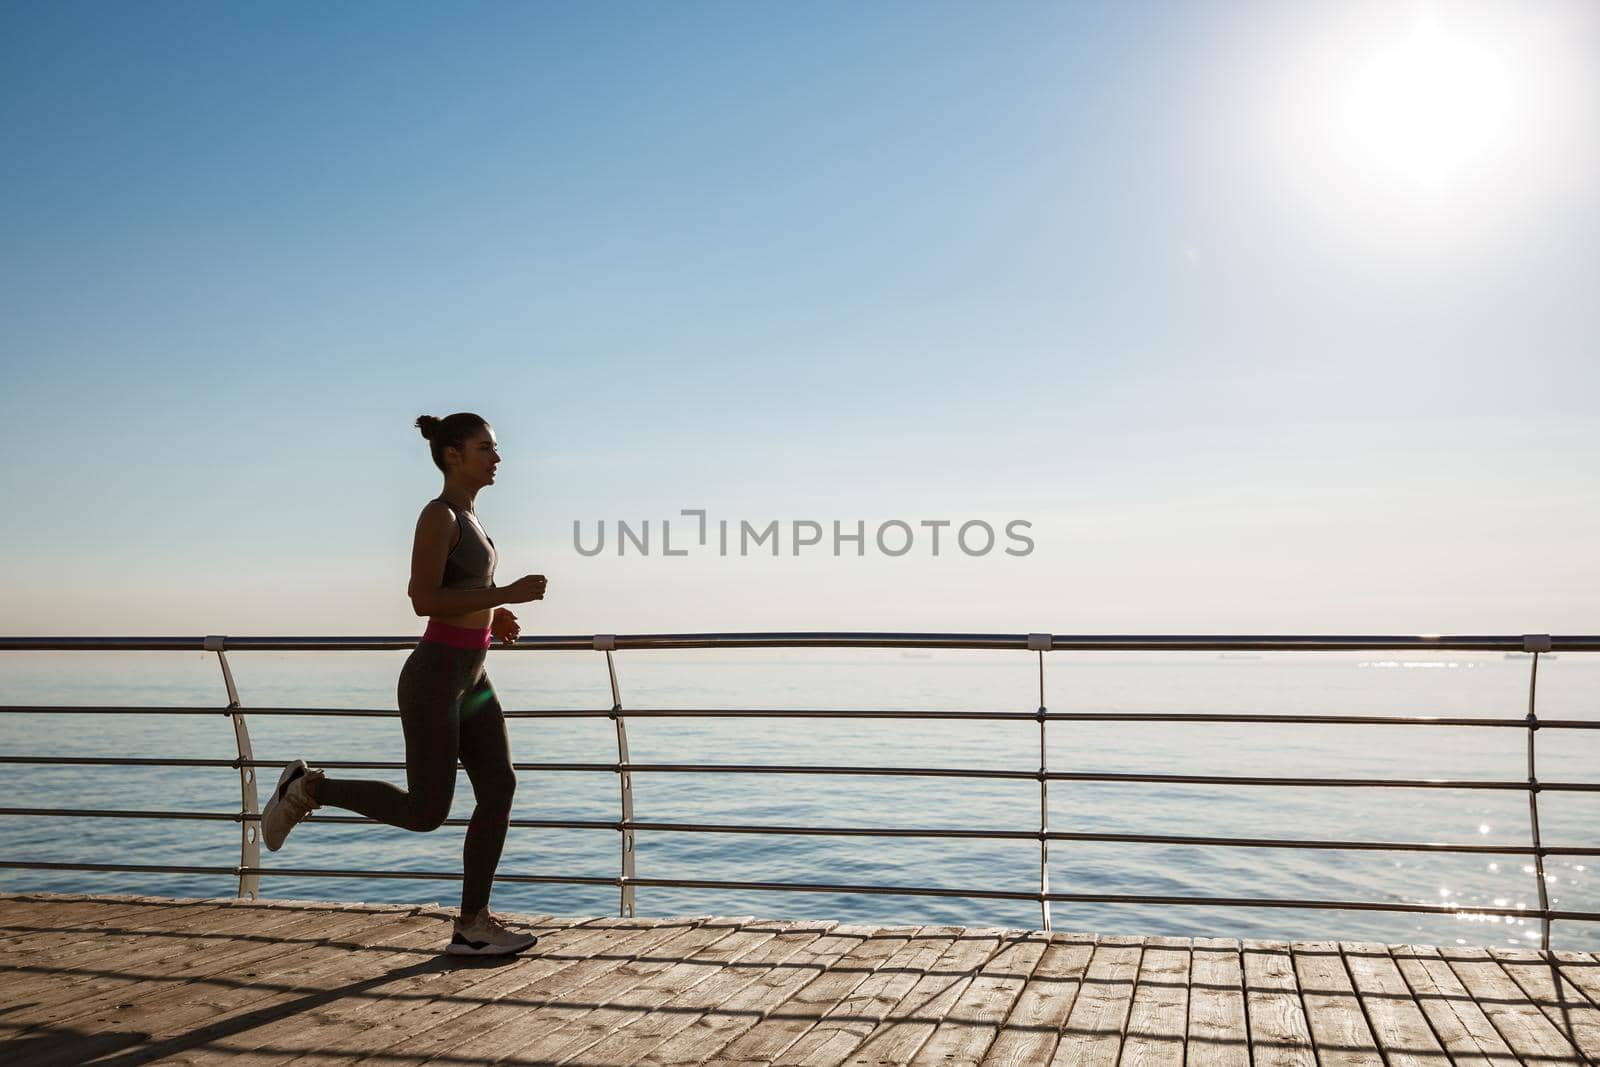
[2,893,1598,1065]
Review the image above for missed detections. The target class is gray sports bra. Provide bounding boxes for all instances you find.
[433,497,497,591]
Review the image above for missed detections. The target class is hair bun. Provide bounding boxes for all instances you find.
[415,415,440,441]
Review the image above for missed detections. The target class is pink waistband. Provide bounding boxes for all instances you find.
[422,619,492,650]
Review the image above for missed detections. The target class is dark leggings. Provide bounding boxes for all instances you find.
[315,639,516,913]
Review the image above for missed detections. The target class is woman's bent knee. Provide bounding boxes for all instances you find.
[407,804,452,833]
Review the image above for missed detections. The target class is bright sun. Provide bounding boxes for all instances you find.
[1223,0,1600,258]
[1326,8,1514,194]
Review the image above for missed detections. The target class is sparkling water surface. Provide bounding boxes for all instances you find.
[1,646,1595,950]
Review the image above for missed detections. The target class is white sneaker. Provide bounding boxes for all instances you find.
[260,758,324,852]
[447,911,538,956]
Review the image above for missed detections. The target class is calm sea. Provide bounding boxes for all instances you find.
[2,646,1596,950]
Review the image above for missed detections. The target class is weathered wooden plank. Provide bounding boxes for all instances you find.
[1184,937,1247,1067]
[6,898,238,965]
[781,926,964,1065]
[176,913,601,1065]
[1443,943,1587,1064]
[0,892,205,912]
[837,927,1005,1067]
[709,924,920,1064]
[565,920,836,1066]
[0,892,218,1045]
[908,931,1048,1066]
[1050,935,1142,1066]
[12,905,444,1041]
[1338,942,1449,1066]
[523,918,784,1066]
[1290,940,1380,1066]
[1,901,372,1029]
[1240,940,1315,1067]
[982,934,1095,1066]
[0,891,203,904]
[12,897,395,972]
[1389,944,1519,1067]
[435,917,758,1065]
[29,908,460,1067]
[1481,945,1600,1061]
[264,916,705,1067]
[0,905,438,1066]
[1119,936,1190,1067]
[126,909,487,1066]
[640,924,869,1066]
[0,894,200,948]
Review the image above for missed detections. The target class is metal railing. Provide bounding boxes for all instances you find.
[2,632,1598,951]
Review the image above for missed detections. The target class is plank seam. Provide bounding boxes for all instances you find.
[1287,943,1317,1067]
[1338,941,1393,1067]
[1234,941,1256,1067]
[1441,944,1575,1066]
[1032,932,1097,1063]
[548,919,783,1064]
[774,922,933,1065]
[1422,944,1520,1064]
[378,915,721,1064]
[514,916,762,1065]
[1383,942,1451,1066]
[1119,937,1148,1061]
[688,923,889,1064]
[895,927,1016,1066]
[583,920,841,1066]
[1182,941,1192,1066]
[970,931,1054,1065]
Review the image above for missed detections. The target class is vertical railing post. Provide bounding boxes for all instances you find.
[208,635,260,901]
[1029,634,1053,931]
[1523,634,1553,952]
[596,636,635,918]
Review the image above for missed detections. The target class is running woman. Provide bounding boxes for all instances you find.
[260,412,549,956]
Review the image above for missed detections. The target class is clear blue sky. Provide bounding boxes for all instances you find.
[2,1,1596,635]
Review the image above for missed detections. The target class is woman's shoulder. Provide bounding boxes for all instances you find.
[418,498,459,525]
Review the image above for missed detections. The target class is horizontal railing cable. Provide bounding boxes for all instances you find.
[6,703,1600,730]
[4,808,1598,856]
[5,632,1600,652]
[4,753,1598,792]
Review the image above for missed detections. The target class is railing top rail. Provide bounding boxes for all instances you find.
[2,632,1598,653]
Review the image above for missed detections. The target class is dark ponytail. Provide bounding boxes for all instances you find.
[415,412,489,473]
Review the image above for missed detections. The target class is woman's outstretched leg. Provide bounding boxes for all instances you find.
[315,641,468,830]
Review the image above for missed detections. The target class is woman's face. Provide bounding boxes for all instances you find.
[449,427,500,485]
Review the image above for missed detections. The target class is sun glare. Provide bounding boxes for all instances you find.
[1217,0,1599,265]
[1328,9,1513,194]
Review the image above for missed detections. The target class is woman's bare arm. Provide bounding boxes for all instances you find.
[407,504,506,617]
